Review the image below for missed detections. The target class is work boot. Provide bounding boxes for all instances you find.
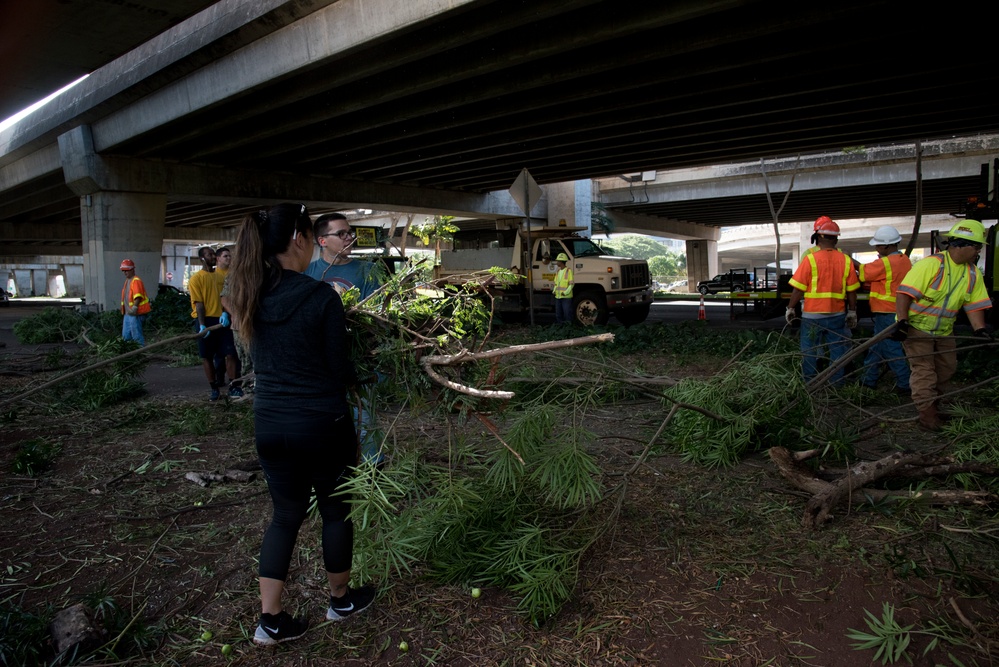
[933,400,954,422]
[918,404,943,432]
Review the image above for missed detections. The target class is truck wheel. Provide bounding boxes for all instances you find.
[572,290,609,326]
[615,304,651,326]
[732,284,744,292]
[698,285,709,295]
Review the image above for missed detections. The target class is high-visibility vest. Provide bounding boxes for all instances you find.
[898,252,991,335]
[554,267,574,299]
[788,249,859,314]
[121,277,152,316]
[860,252,912,313]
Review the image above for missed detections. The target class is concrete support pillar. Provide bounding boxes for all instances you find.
[60,125,168,310]
[794,221,812,266]
[80,191,166,310]
[685,239,717,289]
[546,180,593,233]
[63,264,85,297]
[47,272,67,298]
[13,269,32,296]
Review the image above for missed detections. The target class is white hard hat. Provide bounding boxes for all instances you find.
[869,225,902,246]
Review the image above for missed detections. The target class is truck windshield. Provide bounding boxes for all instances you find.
[564,239,605,258]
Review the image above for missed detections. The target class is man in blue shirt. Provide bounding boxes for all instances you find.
[305,213,380,300]
[305,213,384,466]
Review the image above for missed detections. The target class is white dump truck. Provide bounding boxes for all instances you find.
[437,224,653,325]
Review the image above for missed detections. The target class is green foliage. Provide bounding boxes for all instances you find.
[0,591,159,666]
[12,438,62,476]
[146,288,193,337]
[598,233,677,260]
[52,338,147,410]
[611,321,795,360]
[13,307,120,345]
[0,602,53,666]
[847,603,913,664]
[665,352,809,467]
[415,215,459,265]
[346,403,605,625]
[647,252,687,281]
[944,405,999,494]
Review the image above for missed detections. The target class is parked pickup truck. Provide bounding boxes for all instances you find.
[696,269,752,295]
[437,225,653,325]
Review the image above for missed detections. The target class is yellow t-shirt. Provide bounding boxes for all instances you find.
[188,269,224,319]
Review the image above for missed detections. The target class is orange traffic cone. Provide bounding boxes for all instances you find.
[697,294,706,321]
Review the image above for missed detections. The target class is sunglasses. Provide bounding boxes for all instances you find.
[947,239,982,250]
[320,230,356,240]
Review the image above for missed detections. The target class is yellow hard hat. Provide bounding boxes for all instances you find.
[946,219,986,244]
[555,253,569,262]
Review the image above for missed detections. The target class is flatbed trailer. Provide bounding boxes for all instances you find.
[656,290,875,321]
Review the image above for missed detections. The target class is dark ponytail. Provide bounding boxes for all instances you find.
[228,203,312,343]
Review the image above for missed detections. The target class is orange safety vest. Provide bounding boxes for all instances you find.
[121,277,152,316]
[789,248,859,314]
[859,252,912,313]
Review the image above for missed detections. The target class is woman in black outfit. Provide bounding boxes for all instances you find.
[227,203,375,646]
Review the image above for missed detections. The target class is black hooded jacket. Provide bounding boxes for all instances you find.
[251,270,357,415]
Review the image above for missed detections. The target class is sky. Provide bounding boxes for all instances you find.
[0,75,88,132]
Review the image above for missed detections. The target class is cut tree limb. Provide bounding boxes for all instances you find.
[0,323,224,410]
[420,333,614,397]
[768,447,997,529]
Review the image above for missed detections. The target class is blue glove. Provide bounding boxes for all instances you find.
[199,324,210,338]
[220,312,231,327]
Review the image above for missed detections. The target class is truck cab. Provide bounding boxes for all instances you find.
[438,225,653,326]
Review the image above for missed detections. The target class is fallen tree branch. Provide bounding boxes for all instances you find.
[768,447,996,529]
[184,469,257,487]
[806,325,895,391]
[0,324,224,410]
[420,333,614,397]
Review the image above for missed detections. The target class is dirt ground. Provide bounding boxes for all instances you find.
[1,305,997,666]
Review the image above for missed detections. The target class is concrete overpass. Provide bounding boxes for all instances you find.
[2,0,998,306]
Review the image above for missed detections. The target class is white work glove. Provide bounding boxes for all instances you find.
[784,307,797,325]
[845,310,858,329]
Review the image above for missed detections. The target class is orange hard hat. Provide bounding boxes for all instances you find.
[813,216,841,236]
[120,259,135,271]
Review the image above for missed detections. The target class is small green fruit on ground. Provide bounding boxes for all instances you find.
[399,641,409,652]
[471,587,482,598]
[221,644,233,656]
[200,630,213,641]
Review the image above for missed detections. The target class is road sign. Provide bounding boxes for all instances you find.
[509,168,542,216]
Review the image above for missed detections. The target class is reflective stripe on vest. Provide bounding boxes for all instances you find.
[800,252,853,313]
[866,254,910,312]
[905,254,977,334]
[554,267,573,298]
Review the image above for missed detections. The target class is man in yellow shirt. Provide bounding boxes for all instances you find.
[893,220,992,430]
[189,246,239,401]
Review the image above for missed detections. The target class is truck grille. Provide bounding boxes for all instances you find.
[621,263,650,289]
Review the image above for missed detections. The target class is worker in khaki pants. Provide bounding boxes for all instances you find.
[893,220,993,431]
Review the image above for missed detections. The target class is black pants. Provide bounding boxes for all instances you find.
[256,407,357,580]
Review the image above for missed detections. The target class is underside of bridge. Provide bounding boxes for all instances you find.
[1,0,998,252]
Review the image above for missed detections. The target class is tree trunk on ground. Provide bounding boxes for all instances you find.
[768,447,998,529]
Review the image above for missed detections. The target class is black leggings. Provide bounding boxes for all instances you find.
[256,407,357,580]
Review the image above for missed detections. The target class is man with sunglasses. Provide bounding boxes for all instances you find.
[893,220,993,431]
[305,213,385,466]
[305,213,381,300]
